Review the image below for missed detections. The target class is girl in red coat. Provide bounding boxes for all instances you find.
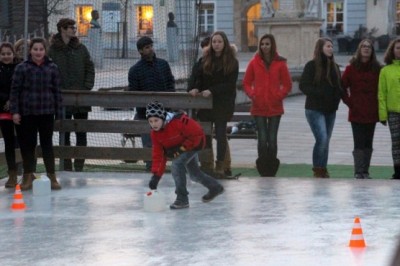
[341,39,381,179]
[146,101,224,209]
[243,34,292,176]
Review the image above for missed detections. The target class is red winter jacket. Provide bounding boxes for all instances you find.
[341,63,380,123]
[151,113,205,177]
[243,53,292,117]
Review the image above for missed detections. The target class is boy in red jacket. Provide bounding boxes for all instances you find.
[146,101,224,209]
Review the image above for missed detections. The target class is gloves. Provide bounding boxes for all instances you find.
[380,121,387,126]
[149,175,161,190]
[165,146,186,159]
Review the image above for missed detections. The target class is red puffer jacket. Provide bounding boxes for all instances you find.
[341,63,380,123]
[243,53,292,117]
[151,113,205,177]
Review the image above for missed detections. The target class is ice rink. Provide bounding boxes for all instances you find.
[1,172,400,266]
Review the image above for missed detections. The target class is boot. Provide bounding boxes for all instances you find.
[20,173,34,191]
[363,148,373,179]
[392,165,400,180]
[5,170,18,188]
[47,173,62,190]
[223,140,232,176]
[74,159,85,172]
[353,149,365,179]
[312,167,329,178]
[215,161,224,175]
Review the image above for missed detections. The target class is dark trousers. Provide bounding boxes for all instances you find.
[63,112,88,170]
[204,120,228,162]
[351,122,376,150]
[388,112,400,166]
[15,115,55,174]
[0,119,17,171]
[254,115,281,159]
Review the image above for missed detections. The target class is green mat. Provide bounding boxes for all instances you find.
[0,164,394,179]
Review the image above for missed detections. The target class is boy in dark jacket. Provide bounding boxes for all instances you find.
[146,101,224,209]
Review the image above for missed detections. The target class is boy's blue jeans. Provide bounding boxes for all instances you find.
[305,109,336,168]
[171,150,221,203]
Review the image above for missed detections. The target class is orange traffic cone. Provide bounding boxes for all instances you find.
[11,184,26,211]
[349,217,366,248]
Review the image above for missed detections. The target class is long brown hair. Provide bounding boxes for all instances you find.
[257,33,277,68]
[312,37,340,86]
[202,31,237,75]
[349,39,381,72]
[384,37,400,65]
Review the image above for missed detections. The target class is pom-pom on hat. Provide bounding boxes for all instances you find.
[146,101,166,120]
[136,36,153,50]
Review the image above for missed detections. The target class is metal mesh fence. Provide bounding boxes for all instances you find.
[0,0,201,172]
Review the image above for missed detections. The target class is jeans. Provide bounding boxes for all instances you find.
[214,120,228,162]
[171,150,221,203]
[254,115,281,158]
[15,115,55,174]
[305,109,336,168]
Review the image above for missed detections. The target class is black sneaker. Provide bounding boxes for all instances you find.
[169,200,189,209]
[202,186,224,203]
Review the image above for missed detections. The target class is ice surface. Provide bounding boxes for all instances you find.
[1,172,399,266]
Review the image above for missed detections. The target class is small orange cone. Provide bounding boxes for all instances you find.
[11,184,26,211]
[349,217,366,248]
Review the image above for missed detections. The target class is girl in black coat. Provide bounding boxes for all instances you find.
[195,31,239,176]
[0,42,19,188]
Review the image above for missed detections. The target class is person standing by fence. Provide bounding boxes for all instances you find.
[300,38,342,178]
[187,36,233,177]
[128,36,175,172]
[195,31,239,177]
[10,38,62,190]
[243,33,292,177]
[0,42,19,188]
[48,18,95,172]
[378,37,400,179]
[341,39,381,179]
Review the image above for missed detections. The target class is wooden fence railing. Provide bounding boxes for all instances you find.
[47,91,212,170]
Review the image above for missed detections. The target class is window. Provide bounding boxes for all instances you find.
[75,5,93,36]
[137,5,153,36]
[199,3,215,37]
[325,2,344,36]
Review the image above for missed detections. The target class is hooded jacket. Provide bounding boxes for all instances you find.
[48,33,95,114]
[150,112,205,177]
[341,63,380,123]
[243,53,292,117]
[378,60,400,121]
[0,62,17,110]
[299,58,342,113]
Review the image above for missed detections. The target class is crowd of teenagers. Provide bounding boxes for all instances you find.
[2,18,400,208]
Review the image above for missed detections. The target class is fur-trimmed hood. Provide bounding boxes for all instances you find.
[50,33,81,50]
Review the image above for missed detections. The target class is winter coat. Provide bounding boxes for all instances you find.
[128,55,175,119]
[299,59,342,113]
[378,60,400,121]
[0,62,17,110]
[9,56,62,119]
[151,113,206,177]
[187,57,202,92]
[341,63,380,123]
[243,53,292,117]
[195,57,239,122]
[48,33,95,114]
